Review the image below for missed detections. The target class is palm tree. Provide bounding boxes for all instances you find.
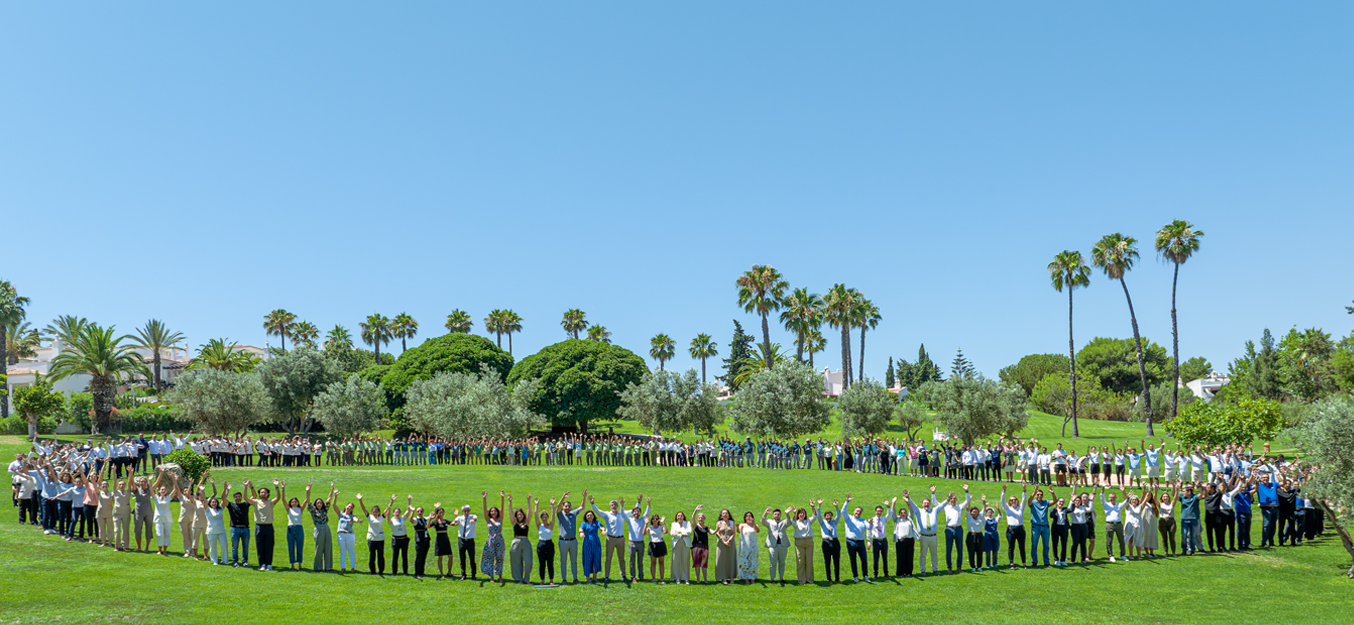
[688,333,719,384]
[823,284,858,388]
[129,319,186,390]
[560,308,589,339]
[484,310,507,348]
[503,310,523,357]
[324,325,353,350]
[48,324,150,433]
[1092,233,1156,436]
[1155,220,1204,420]
[5,320,41,365]
[190,338,260,372]
[779,287,823,363]
[732,343,789,387]
[263,309,297,351]
[1048,250,1091,438]
[0,281,30,418]
[291,321,320,349]
[43,315,87,347]
[805,329,826,369]
[587,325,612,344]
[360,313,393,361]
[392,313,418,352]
[855,298,881,383]
[650,333,675,370]
[445,310,473,334]
[736,265,789,369]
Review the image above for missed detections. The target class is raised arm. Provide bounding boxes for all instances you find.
[404,495,415,519]
[357,493,370,517]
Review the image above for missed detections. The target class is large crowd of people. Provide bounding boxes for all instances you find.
[9,434,1326,585]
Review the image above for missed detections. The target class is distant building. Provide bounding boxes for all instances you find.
[1184,372,1230,402]
[5,339,194,396]
[822,367,844,397]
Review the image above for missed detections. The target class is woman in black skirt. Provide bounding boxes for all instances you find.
[647,513,667,582]
[412,505,430,579]
[430,506,454,579]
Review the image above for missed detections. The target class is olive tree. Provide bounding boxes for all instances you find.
[728,363,831,438]
[1290,395,1354,577]
[172,369,271,435]
[311,375,387,438]
[838,378,894,437]
[617,368,724,435]
[915,374,1028,445]
[405,367,545,439]
[256,346,343,433]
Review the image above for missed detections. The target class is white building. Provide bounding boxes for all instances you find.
[5,340,193,397]
[822,367,844,397]
[1184,372,1230,402]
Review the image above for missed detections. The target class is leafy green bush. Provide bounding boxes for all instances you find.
[66,392,94,430]
[116,405,193,432]
[166,448,211,484]
[508,339,646,431]
[1,417,27,435]
[380,333,514,413]
[1166,396,1284,447]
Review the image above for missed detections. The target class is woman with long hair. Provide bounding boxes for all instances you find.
[355,493,390,575]
[284,490,307,571]
[389,495,414,575]
[714,509,737,585]
[537,499,557,584]
[646,512,667,583]
[203,485,230,565]
[736,511,760,583]
[480,490,506,583]
[306,482,336,571]
[506,493,535,583]
[429,505,452,579]
[579,508,602,583]
[670,508,695,585]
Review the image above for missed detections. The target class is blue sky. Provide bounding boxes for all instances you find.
[3,2,1352,380]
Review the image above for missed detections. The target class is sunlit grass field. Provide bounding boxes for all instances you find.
[1,418,1344,625]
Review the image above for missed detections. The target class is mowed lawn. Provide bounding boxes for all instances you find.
[1,455,1347,624]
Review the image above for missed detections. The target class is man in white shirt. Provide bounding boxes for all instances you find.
[906,489,941,574]
[867,500,895,580]
[591,496,630,582]
[1001,484,1027,569]
[936,483,971,573]
[454,505,478,580]
[1101,487,1126,561]
[623,496,651,581]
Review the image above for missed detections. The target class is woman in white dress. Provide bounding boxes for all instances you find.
[1121,488,1143,560]
[670,509,695,585]
[149,470,181,555]
[1139,489,1160,556]
[736,511,759,583]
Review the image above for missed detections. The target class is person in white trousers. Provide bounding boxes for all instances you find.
[905,489,942,574]
[761,507,790,584]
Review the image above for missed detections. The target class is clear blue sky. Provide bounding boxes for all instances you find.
[3,2,1352,380]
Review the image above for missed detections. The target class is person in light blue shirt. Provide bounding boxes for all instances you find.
[839,497,871,582]
[1178,485,1201,555]
[1028,487,1052,567]
[555,490,584,583]
[815,500,842,582]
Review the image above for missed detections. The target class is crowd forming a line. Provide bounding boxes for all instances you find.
[9,434,1326,585]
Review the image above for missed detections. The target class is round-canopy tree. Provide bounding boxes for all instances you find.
[172,369,271,435]
[507,339,646,432]
[379,333,515,412]
[838,377,895,437]
[311,374,387,438]
[405,369,544,439]
[728,362,832,439]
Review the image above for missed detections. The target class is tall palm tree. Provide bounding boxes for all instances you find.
[587,325,612,344]
[736,265,788,369]
[263,309,297,351]
[291,321,320,349]
[392,313,418,352]
[48,324,150,433]
[823,284,858,388]
[324,325,353,350]
[503,310,523,357]
[779,287,823,363]
[1155,220,1204,420]
[805,329,826,369]
[1048,250,1091,438]
[732,343,789,387]
[5,320,41,365]
[1092,233,1156,436]
[360,313,393,362]
[189,338,260,372]
[129,319,186,390]
[688,333,718,384]
[855,298,881,383]
[43,315,88,348]
[445,310,473,334]
[560,308,589,339]
[484,309,507,348]
[0,281,30,418]
[650,333,675,371]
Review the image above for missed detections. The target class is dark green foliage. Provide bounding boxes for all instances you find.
[950,348,976,379]
[1076,336,1170,395]
[999,353,1071,397]
[327,347,394,374]
[895,344,943,391]
[718,320,755,390]
[885,357,895,388]
[1179,356,1213,383]
[1227,329,1282,400]
[379,333,515,412]
[115,405,193,433]
[507,339,646,431]
[166,448,211,484]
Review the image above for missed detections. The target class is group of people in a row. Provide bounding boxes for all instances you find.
[10,443,1326,585]
[45,430,1271,493]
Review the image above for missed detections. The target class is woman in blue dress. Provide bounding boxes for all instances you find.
[579,508,602,583]
[480,490,505,582]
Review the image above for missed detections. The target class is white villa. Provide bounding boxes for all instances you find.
[1184,371,1230,402]
[4,340,269,397]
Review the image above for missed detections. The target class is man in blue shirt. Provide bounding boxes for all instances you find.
[1234,478,1254,550]
[1179,485,1201,555]
[1028,487,1052,567]
[556,490,583,584]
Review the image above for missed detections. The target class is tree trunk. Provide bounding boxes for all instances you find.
[1118,277,1154,436]
[0,322,8,418]
[1067,289,1079,438]
[281,333,286,352]
[1315,498,1354,578]
[495,332,502,349]
[858,326,867,384]
[700,358,706,385]
[91,376,116,434]
[840,325,852,390]
[153,352,162,390]
[796,330,805,363]
[809,350,814,369]
[508,332,514,357]
[760,313,773,369]
[402,337,407,352]
[1171,262,1180,420]
[27,413,37,439]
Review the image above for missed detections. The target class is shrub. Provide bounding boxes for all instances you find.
[166,448,211,485]
[380,334,514,412]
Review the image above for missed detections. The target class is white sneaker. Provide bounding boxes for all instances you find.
[1109,556,1116,562]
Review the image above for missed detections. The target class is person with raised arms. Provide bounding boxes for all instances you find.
[935,483,971,573]
[815,499,842,583]
[905,489,941,575]
[591,494,629,582]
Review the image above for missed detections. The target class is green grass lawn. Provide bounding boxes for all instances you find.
[1,454,1346,624]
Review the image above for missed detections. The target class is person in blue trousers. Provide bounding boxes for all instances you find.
[1179,484,1201,555]
[1028,487,1052,567]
